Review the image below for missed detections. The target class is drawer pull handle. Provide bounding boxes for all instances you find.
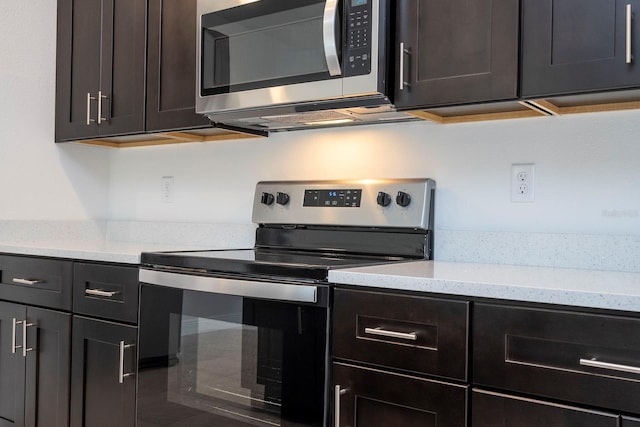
[579,358,640,375]
[85,289,118,298]
[334,385,347,427]
[119,341,135,384]
[364,327,417,341]
[12,278,44,286]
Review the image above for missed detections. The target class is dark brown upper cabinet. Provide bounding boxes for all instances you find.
[55,0,146,142]
[521,0,640,98]
[146,0,211,132]
[393,0,519,110]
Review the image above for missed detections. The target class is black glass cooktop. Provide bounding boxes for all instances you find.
[141,248,413,282]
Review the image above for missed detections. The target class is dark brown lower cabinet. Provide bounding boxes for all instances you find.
[0,302,70,427]
[333,362,468,427]
[624,416,640,427]
[472,389,619,427]
[70,316,137,427]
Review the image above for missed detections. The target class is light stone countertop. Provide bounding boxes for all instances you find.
[328,260,640,312]
[0,220,256,264]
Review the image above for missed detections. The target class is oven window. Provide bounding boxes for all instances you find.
[201,0,339,95]
[137,284,327,426]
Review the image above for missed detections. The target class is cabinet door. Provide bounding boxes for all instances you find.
[55,0,102,141]
[521,0,640,97]
[98,0,146,137]
[70,316,136,427]
[146,0,212,132]
[0,302,26,427]
[394,0,519,109]
[623,417,640,427]
[333,362,468,427]
[472,389,619,427]
[24,307,71,427]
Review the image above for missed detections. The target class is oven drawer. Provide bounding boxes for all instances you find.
[333,288,469,381]
[0,254,73,310]
[73,263,139,323]
[473,303,640,414]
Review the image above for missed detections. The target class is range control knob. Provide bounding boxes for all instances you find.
[261,192,275,206]
[276,192,290,205]
[396,191,411,207]
[376,191,392,207]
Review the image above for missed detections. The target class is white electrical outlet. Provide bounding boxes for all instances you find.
[511,164,535,202]
[161,176,174,203]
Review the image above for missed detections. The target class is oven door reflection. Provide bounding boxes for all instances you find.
[137,284,327,427]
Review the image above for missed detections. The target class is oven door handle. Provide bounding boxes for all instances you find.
[139,269,318,303]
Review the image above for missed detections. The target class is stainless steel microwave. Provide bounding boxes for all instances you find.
[195,0,395,128]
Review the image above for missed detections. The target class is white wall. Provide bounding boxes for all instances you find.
[0,0,109,220]
[108,111,640,236]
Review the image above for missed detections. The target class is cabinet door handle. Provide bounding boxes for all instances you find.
[334,385,347,427]
[119,341,135,384]
[580,358,640,375]
[22,320,35,357]
[364,327,417,341]
[11,318,21,354]
[626,4,633,64]
[12,278,44,286]
[399,42,411,90]
[86,93,96,125]
[85,289,118,298]
[97,91,109,124]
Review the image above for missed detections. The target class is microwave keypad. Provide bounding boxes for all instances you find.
[345,5,372,76]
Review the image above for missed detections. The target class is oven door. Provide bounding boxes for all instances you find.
[137,271,329,427]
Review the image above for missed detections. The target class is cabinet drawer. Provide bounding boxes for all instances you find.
[473,303,640,414]
[73,263,139,323]
[334,362,468,427]
[0,255,73,310]
[333,288,469,381]
[472,389,618,427]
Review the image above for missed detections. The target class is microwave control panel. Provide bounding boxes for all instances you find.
[344,0,372,77]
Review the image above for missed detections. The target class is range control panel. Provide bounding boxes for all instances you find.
[253,179,435,229]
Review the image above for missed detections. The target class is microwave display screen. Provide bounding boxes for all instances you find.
[303,189,362,207]
[352,0,368,5]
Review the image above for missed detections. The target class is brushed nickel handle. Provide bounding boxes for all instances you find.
[334,385,347,427]
[11,318,21,354]
[97,91,109,124]
[399,42,410,90]
[22,320,35,357]
[580,358,640,375]
[364,327,417,341]
[119,341,135,384]
[12,278,44,286]
[627,4,633,64]
[86,93,96,125]
[85,289,118,298]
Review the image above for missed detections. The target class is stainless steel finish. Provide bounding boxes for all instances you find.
[323,0,342,76]
[12,278,44,286]
[334,385,347,427]
[364,327,417,341]
[119,341,135,384]
[85,289,118,298]
[196,0,386,123]
[580,358,640,375]
[97,91,109,124]
[86,93,96,125]
[22,321,34,357]
[252,179,436,229]
[11,318,20,354]
[627,4,633,64]
[139,269,318,303]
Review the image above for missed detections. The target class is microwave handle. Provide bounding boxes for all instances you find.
[323,0,342,76]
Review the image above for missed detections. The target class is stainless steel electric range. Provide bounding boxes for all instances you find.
[137,179,435,427]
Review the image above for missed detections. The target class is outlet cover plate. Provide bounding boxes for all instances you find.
[511,164,535,202]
